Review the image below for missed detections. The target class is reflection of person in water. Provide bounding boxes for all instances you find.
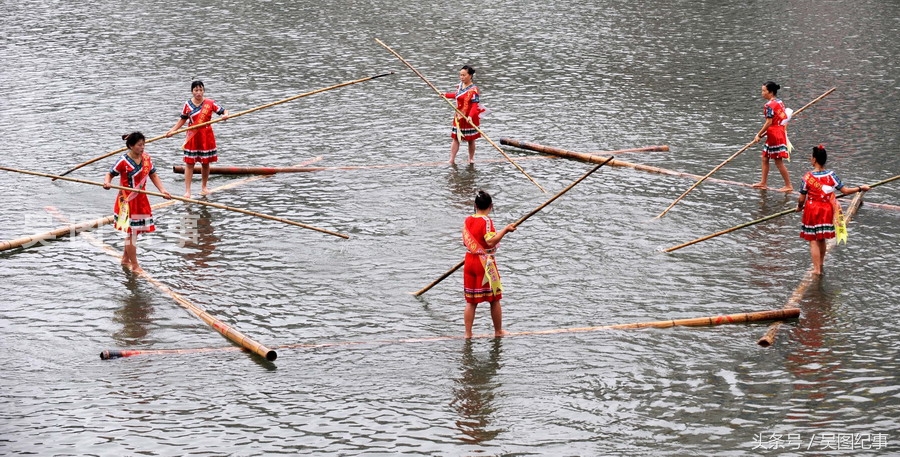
[450,339,505,444]
[447,162,477,211]
[785,279,837,406]
[181,204,220,270]
[112,274,153,346]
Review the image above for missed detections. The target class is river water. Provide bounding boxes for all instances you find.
[1,0,898,455]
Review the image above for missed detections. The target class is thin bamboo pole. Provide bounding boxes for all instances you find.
[757,191,867,347]
[53,73,394,178]
[0,157,323,252]
[0,166,350,239]
[665,173,900,253]
[412,158,613,296]
[173,165,326,175]
[655,88,837,218]
[374,38,547,193]
[45,207,277,362]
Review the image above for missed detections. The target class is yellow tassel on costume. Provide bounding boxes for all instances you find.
[786,138,793,162]
[115,193,130,232]
[834,212,848,245]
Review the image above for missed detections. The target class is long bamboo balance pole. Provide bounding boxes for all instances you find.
[664,173,900,253]
[53,73,395,179]
[45,207,278,362]
[0,166,350,239]
[374,38,547,193]
[655,87,837,219]
[757,191,866,348]
[412,158,613,297]
[0,157,322,252]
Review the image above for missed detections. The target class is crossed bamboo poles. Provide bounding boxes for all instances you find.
[375,38,547,193]
[655,88,837,218]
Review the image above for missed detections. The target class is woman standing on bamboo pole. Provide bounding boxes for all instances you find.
[165,80,229,198]
[463,190,516,338]
[103,132,172,273]
[751,81,793,191]
[797,145,868,275]
[444,65,485,164]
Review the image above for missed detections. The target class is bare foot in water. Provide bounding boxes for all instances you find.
[778,186,794,192]
[200,187,211,196]
[183,192,192,199]
[751,182,767,189]
[494,329,510,337]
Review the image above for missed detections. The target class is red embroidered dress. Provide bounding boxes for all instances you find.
[180,98,225,164]
[109,153,157,234]
[445,83,483,141]
[462,215,503,304]
[761,98,789,159]
[799,170,844,240]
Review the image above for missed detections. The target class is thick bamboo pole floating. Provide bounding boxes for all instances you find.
[45,207,278,362]
[412,158,613,296]
[101,347,244,360]
[655,87,837,219]
[53,73,394,179]
[664,173,900,253]
[501,138,706,176]
[757,191,867,348]
[0,166,349,239]
[102,308,799,358]
[0,158,323,252]
[374,38,547,193]
[501,140,669,156]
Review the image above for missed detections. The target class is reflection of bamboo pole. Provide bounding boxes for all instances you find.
[101,308,799,359]
[757,192,865,347]
[1,157,323,252]
[375,38,547,193]
[46,207,277,362]
[412,158,612,296]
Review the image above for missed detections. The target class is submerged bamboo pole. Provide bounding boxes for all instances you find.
[173,165,326,175]
[0,166,349,239]
[45,207,277,362]
[412,158,613,296]
[757,192,866,347]
[103,308,799,358]
[655,88,837,218]
[53,73,394,178]
[375,38,547,193]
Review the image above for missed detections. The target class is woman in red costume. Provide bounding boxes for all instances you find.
[752,81,793,191]
[103,132,172,273]
[797,145,868,275]
[445,65,484,164]
[462,190,516,338]
[166,80,229,198]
